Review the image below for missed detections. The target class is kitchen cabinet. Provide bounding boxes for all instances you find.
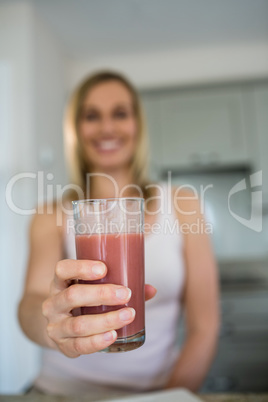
[142,96,163,181]
[177,285,268,392]
[249,85,268,204]
[141,82,268,180]
[207,288,268,392]
[142,86,250,171]
[160,88,249,169]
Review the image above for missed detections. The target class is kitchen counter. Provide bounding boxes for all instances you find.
[1,394,268,402]
[200,394,268,402]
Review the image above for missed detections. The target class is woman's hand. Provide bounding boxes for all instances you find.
[42,259,156,358]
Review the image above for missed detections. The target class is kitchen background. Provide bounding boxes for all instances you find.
[1,0,268,395]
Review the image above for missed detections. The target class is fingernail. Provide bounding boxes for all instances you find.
[92,263,105,276]
[115,287,132,300]
[103,330,116,342]
[119,308,136,321]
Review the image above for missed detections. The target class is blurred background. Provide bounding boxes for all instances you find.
[1,0,268,395]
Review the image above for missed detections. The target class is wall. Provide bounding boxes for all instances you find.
[33,11,67,187]
[66,43,268,91]
[0,1,66,393]
[0,2,37,394]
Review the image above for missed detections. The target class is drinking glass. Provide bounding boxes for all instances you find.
[72,198,145,352]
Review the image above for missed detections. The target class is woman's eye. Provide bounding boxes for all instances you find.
[114,110,128,119]
[85,113,98,121]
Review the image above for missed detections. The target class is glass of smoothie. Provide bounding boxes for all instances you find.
[72,198,145,353]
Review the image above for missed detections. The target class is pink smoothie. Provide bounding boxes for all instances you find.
[75,233,145,339]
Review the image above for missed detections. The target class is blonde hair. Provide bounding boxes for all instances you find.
[63,70,152,199]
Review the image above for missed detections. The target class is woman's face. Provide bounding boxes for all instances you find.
[78,80,137,172]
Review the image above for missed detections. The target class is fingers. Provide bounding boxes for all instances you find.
[47,307,136,357]
[48,307,136,340]
[47,284,132,315]
[58,330,118,358]
[145,284,157,301]
[51,260,157,304]
[43,277,135,358]
[52,259,107,292]
[43,282,156,319]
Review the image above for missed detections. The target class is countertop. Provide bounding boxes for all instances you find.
[1,394,268,402]
[200,394,268,402]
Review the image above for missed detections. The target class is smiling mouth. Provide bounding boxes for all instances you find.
[94,139,122,152]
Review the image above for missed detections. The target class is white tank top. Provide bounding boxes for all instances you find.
[35,182,185,394]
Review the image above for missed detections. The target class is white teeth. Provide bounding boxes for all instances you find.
[98,140,120,151]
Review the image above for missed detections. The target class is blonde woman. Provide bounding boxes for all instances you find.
[19,71,219,397]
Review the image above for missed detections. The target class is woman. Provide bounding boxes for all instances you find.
[18,71,219,397]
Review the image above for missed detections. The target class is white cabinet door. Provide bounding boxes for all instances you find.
[253,85,268,203]
[160,88,249,169]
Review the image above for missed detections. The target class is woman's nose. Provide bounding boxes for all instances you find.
[100,117,115,135]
